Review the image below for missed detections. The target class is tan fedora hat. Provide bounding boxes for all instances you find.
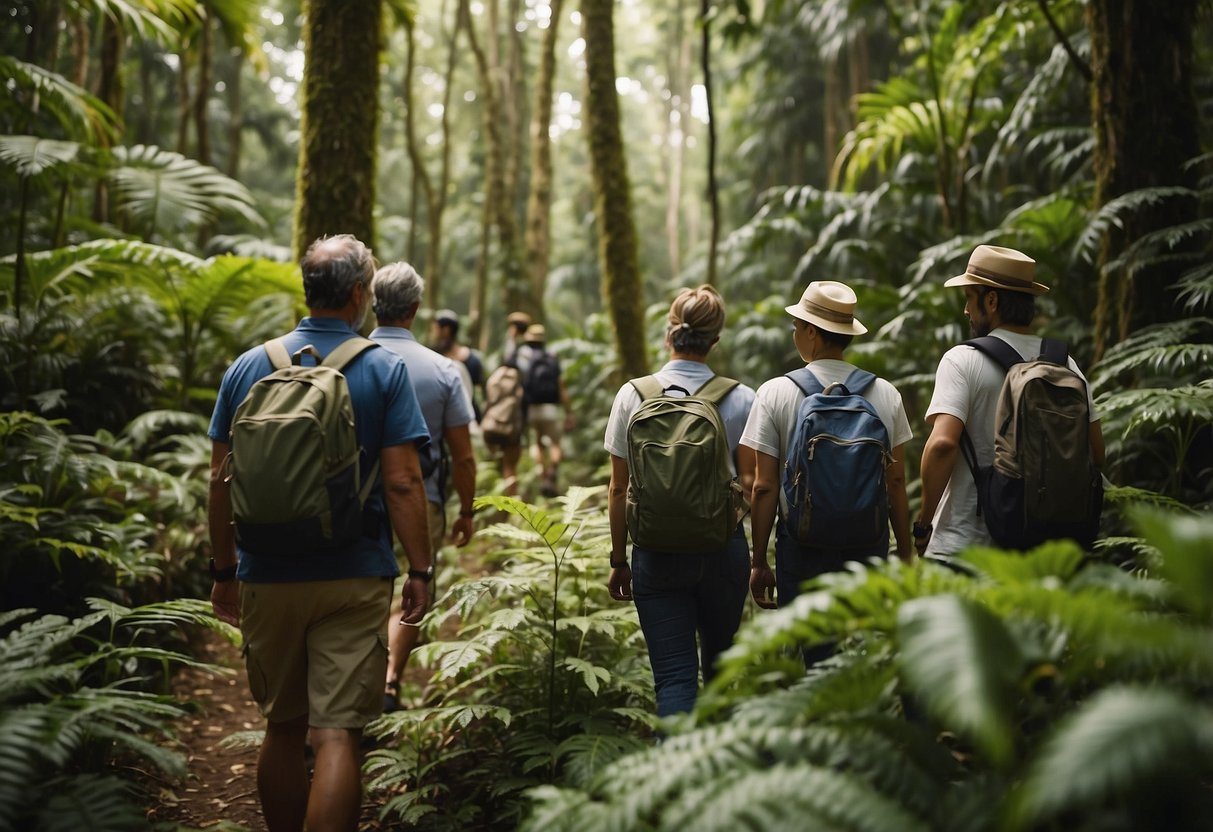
[785,280,868,336]
[944,244,1049,295]
[523,323,546,342]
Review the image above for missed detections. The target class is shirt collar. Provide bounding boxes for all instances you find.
[297,316,358,334]
[369,325,418,343]
[661,359,712,374]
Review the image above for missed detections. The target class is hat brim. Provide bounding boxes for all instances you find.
[944,272,1050,296]
[785,304,868,336]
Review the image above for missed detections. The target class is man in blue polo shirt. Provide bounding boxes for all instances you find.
[370,261,478,711]
[207,234,432,832]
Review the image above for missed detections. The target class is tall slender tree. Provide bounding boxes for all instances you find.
[293,0,383,258]
[522,0,564,323]
[582,0,646,379]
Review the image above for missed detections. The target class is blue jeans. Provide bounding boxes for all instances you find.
[632,526,749,717]
[774,528,869,668]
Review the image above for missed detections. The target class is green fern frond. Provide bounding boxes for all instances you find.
[1009,687,1213,829]
[957,541,1085,584]
[474,495,572,550]
[1102,484,1195,514]
[1134,508,1213,620]
[555,732,645,789]
[897,596,1020,766]
[0,57,119,142]
[664,763,933,832]
[1073,186,1196,266]
[31,774,145,832]
[0,135,83,178]
[1095,382,1213,439]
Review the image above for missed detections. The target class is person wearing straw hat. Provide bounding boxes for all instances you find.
[503,310,532,364]
[514,323,574,497]
[914,244,1105,559]
[740,281,912,640]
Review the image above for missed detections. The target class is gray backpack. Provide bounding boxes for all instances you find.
[625,375,748,553]
[227,337,379,555]
[961,337,1103,550]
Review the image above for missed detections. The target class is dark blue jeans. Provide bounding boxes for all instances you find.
[632,526,749,717]
[774,528,875,668]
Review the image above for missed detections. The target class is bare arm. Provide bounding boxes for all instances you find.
[606,454,632,600]
[915,413,964,555]
[886,443,911,562]
[443,424,477,546]
[381,442,433,624]
[748,450,780,609]
[207,440,240,625]
[735,443,757,496]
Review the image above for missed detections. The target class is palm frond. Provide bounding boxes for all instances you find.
[0,135,83,178]
[0,57,119,142]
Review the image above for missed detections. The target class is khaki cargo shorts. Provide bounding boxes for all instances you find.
[240,576,393,728]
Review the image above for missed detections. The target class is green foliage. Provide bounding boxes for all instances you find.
[0,599,225,832]
[365,489,652,830]
[525,513,1213,831]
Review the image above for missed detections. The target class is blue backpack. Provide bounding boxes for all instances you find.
[783,368,892,555]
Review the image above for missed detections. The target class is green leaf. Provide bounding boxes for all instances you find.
[1134,508,1213,620]
[563,657,610,695]
[897,596,1020,766]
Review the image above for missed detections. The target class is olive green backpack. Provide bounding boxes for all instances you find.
[625,375,748,553]
[226,337,379,555]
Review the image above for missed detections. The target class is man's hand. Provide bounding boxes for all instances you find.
[210,580,240,626]
[913,522,933,557]
[750,563,777,609]
[450,514,474,547]
[400,576,430,625]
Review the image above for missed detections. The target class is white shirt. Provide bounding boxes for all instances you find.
[924,328,1098,556]
[739,359,913,515]
[603,359,756,476]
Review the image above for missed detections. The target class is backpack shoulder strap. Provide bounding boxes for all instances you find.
[841,368,877,395]
[1039,338,1069,365]
[785,367,824,397]
[965,335,1022,373]
[264,338,291,371]
[695,374,740,404]
[630,375,664,402]
[323,337,378,372]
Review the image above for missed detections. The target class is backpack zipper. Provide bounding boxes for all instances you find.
[806,435,888,460]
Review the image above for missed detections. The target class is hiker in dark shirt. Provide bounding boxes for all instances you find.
[430,309,484,418]
[514,324,574,497]
[603,286,756,717]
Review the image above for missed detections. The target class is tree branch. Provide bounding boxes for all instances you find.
[1036,0,1092,83]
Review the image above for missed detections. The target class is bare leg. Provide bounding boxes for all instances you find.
[305,726,364,832]
[258,715,309,831]
[500,443,521,497]
[385,616,421,698]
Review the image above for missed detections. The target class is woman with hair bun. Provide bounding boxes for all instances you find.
[603,285,756,718]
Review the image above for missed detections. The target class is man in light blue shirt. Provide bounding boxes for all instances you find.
[370,262,478,710]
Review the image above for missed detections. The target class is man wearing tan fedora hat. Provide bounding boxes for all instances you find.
[914,244,1105,558]
[741,280,912,645]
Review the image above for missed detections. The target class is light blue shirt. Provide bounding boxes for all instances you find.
[370,326,474,504]
[603,359,756,475]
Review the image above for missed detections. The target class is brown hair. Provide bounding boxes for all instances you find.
[667,284,726,355]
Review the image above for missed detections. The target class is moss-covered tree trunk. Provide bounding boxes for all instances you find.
[1087,0,1201,357]
[522,0,563,324]
[293,0,382,260]
[582,0,646,380]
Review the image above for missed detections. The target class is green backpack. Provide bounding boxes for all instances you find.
[625,375,748,553]
[227,337,379,555]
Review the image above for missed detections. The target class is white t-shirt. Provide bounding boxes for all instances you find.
[924,328,1099,556]
[603,359,756,476]
[739,359,913,515]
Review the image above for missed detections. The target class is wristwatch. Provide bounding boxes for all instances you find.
[209,558,238,583]
[408,566,435,583]
[912,521,933,538]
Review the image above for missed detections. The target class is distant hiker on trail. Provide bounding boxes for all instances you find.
[207,234,433,832]
[604,285,756,718]
[514,324,573,497]
[915,245,1105,560]
[370,263,478,712]
[503,310,532,364]
[741,281,911,664]
[430,308,484,418]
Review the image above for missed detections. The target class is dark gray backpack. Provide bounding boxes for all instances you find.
[962,337,1103,550]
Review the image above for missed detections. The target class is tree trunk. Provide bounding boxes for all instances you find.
[1087,0,1201,357]
[402,22,432,267]
[93,14,124,223]
[225,50,245,178]
[194,15,212,166]
[424,0,460,311]
[293,0,383,260]
[176,46,192,155]
[664,0,690,278]
[698,0,719,287]
[582,0,646,380]
[70,14,89,87]
[522,0,563,324]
